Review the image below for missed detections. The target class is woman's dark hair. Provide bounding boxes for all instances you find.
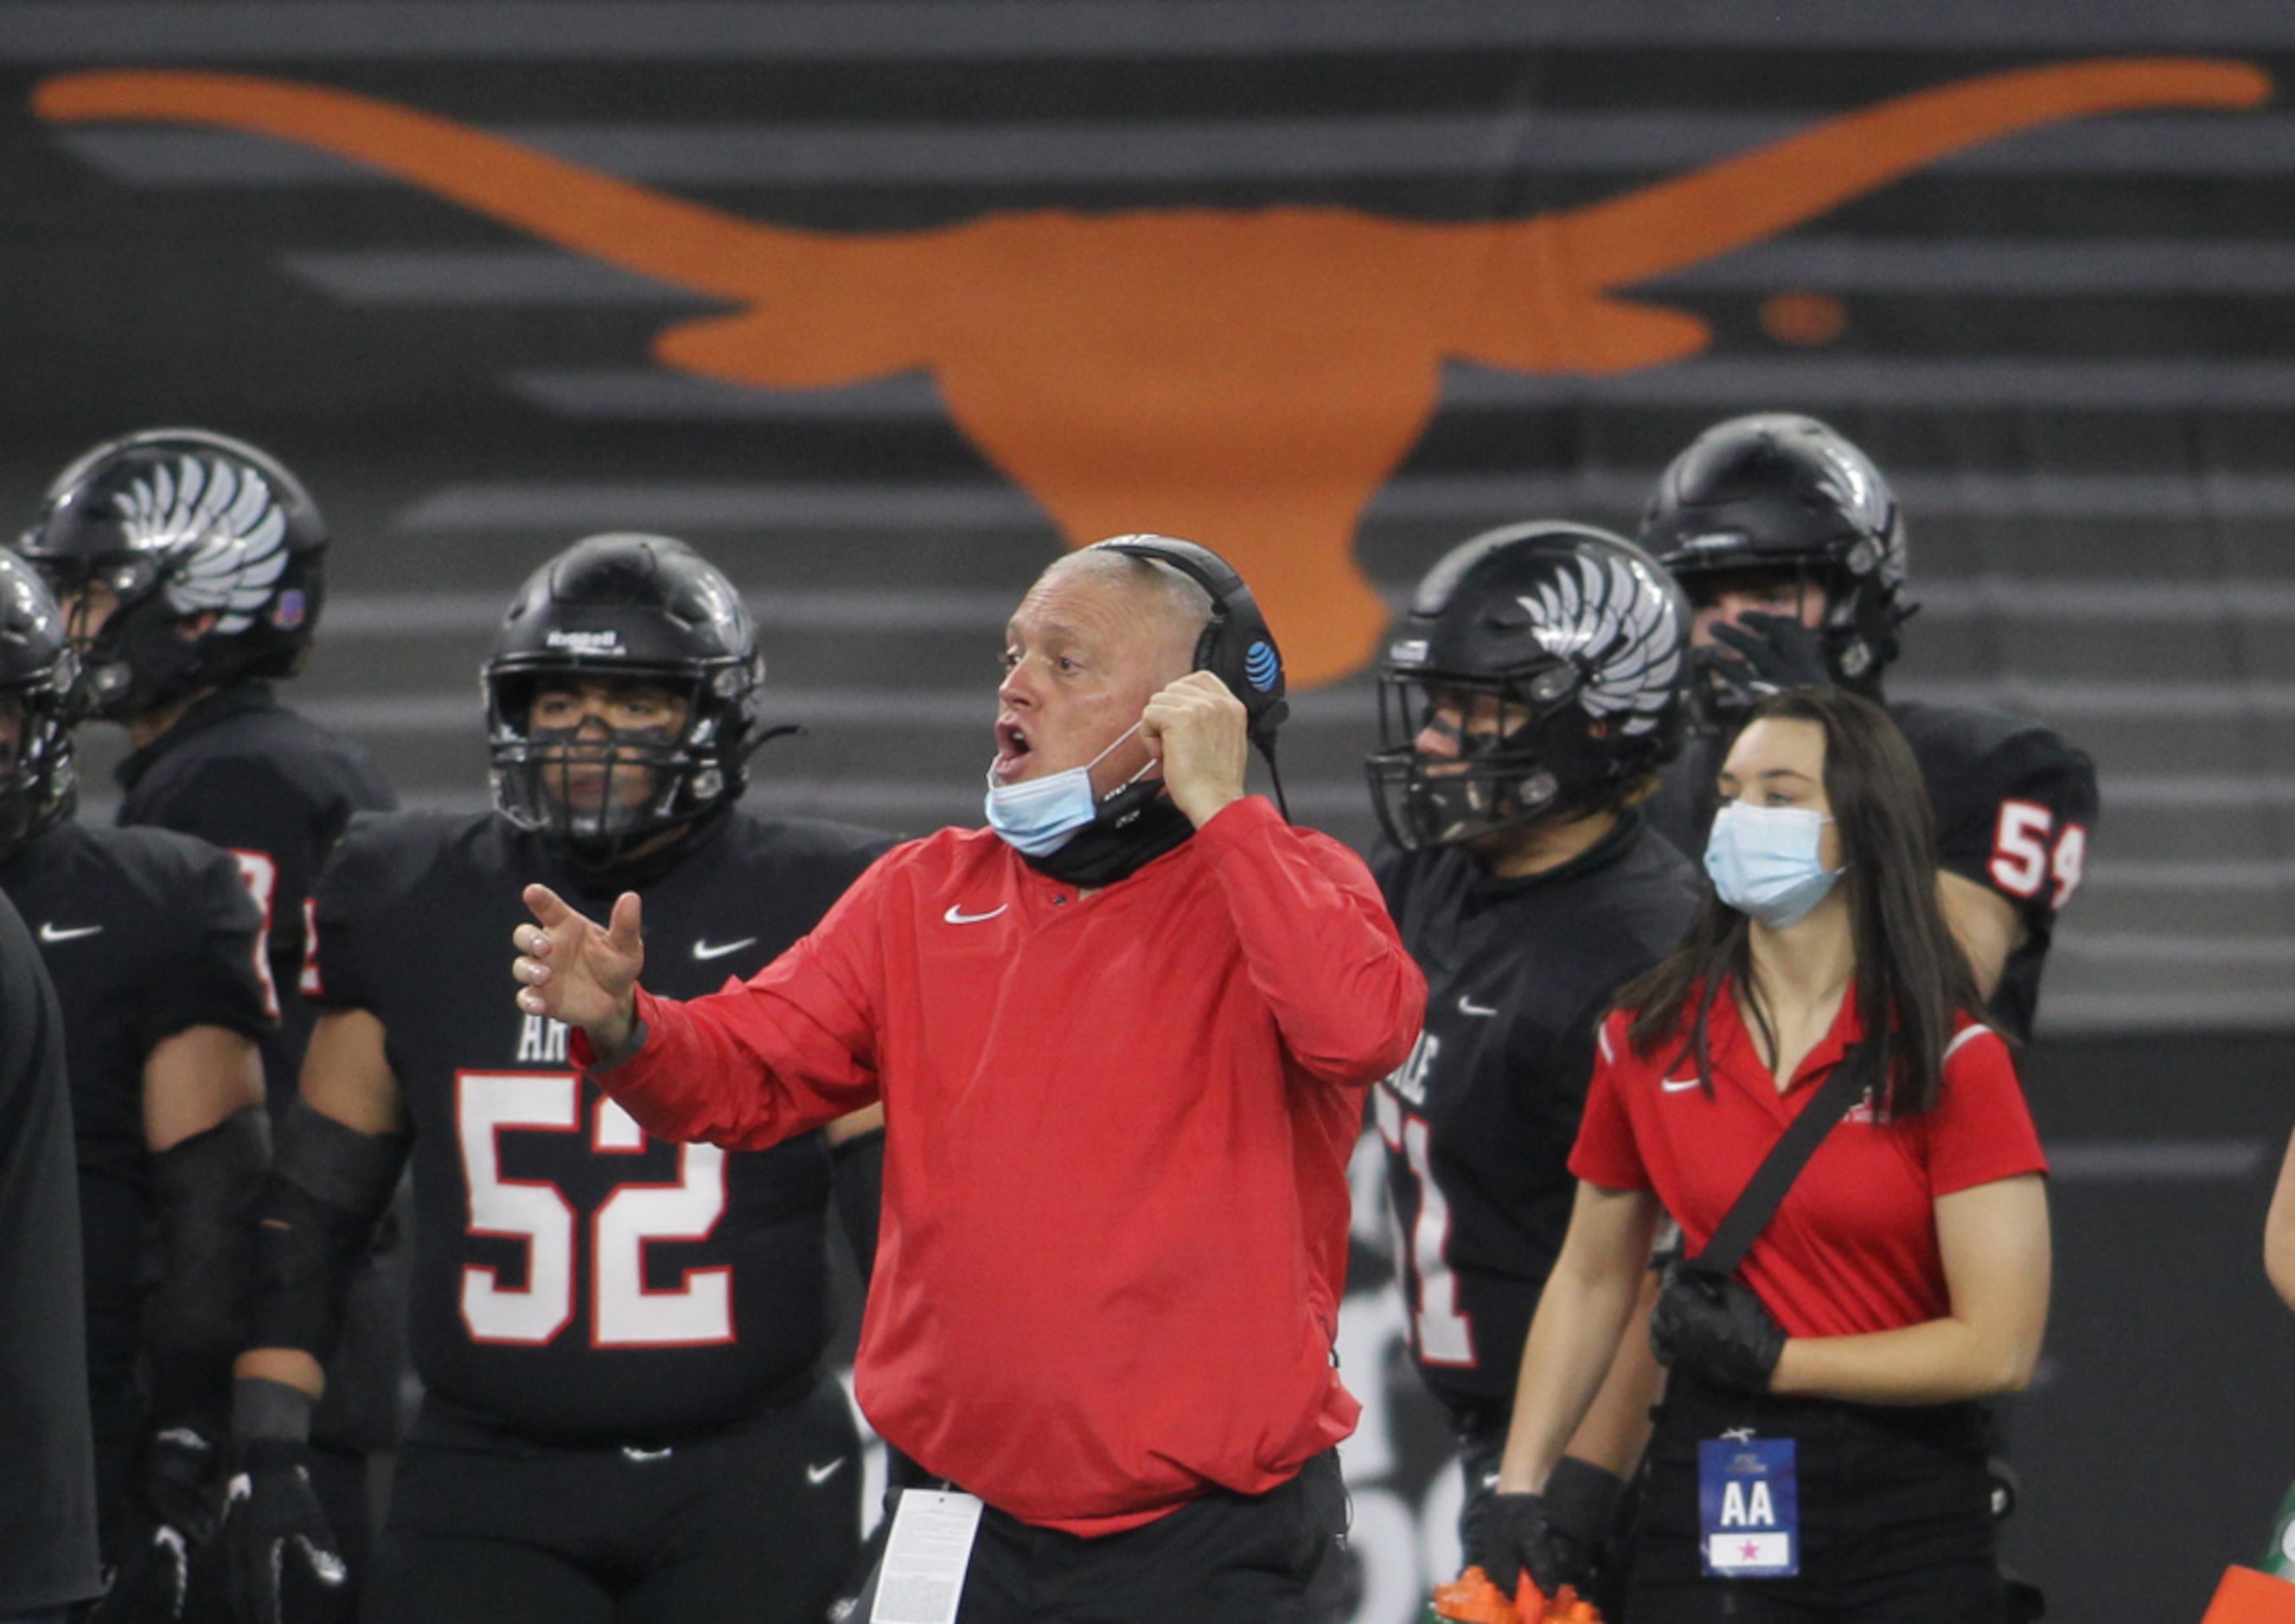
[1619,688,1987,1117]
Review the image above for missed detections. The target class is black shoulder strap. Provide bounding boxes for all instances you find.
[1687,1041,1881,1279]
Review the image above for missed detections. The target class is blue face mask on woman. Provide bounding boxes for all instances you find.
[1704,801,1844,928]
[983,722,1152,857]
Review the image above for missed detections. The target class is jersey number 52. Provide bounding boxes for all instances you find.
[456,1072,733,1347]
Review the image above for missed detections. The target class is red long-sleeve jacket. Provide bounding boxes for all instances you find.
[579,796,1426,1534]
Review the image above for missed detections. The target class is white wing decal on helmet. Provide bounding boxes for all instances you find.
[116,457,291,633]
[1517,553,1682,737]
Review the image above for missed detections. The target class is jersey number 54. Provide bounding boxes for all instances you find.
[1988,800,2088,911]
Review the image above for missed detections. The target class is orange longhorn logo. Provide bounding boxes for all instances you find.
[35,61,2271,684]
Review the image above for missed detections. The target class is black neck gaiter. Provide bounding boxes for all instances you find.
[1022,795,1196,889]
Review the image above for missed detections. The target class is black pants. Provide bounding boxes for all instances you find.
[1625,1379,2003,1624]
[867,1451,1346,1624]
[363,1375,860,1624]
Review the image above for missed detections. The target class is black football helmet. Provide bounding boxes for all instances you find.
[1367,521,1690,851]
[0,553,80,860]
[1639,412,1912,700]
[484,534,777,865]
[16,428,328,720]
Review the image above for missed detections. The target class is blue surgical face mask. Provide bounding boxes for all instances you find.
[1704,801,1844,929]
[984,722,1151,857]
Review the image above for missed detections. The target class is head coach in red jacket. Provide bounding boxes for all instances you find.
[514,534,1427,1624]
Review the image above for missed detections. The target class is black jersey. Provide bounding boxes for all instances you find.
[0,886,101,1610]
[114,681,396,1108]
[1647,699,2098,1043]
[0,822,269,1429]
[310,809,892,1442]
[1373,815,1700,1420]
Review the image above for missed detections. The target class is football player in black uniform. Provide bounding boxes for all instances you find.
[0,881,103,1623]
[1639,412,2098,1045]
[15,428,395,1101]
[224,533,893,1624]
[1364,521,1702,1597]
[15,429,404,1587]
[0,553,274,1622]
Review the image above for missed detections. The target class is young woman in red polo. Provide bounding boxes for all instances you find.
[1477,687,2051,1622]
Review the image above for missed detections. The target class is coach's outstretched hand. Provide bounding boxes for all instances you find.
[515,886,645,1058]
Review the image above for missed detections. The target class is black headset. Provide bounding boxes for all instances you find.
[1086,534,1292,817]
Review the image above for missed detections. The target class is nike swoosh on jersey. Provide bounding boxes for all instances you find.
[806,1457,847,1485]
[38,923,104,943]
[691,937,759,961]
[1659,1076,1702,1093]
[1456,995,1499,1017]
[943,904,1007,925]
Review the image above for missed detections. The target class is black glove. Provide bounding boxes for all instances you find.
[224,1444,354,1624]
[1461,1489,1586,1600]
[1540,1455,1624,1559]
[223,1379,354,1624]
[1704,611,1834,700]
[1652,1266,1787,1393]
[92,1426,227,1622]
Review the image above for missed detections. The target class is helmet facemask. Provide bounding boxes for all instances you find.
[1367,665,1590,851]
[0,643,80,862]
[39,553,201,721]
[486,668,722,869]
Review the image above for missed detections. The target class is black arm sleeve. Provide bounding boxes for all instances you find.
[244,1098,408,1362]
[146,1107,272,1430]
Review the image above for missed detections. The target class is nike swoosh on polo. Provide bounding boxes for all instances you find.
[38,923,103,943]
[1456,994,1498,1018]
[806,1457,847,1486]
[692,937,759,961]
[1660,1076,1702,1093]
[943,904,1007,925]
